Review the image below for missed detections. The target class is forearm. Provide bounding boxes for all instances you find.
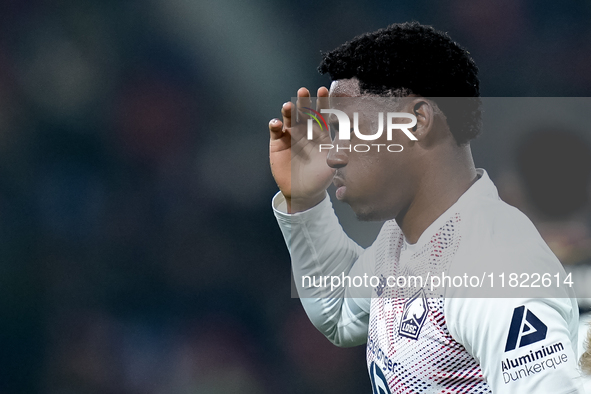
[273,192,370,346]
[274,192,364,293]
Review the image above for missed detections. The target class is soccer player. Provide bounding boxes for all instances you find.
[268,22,586,392]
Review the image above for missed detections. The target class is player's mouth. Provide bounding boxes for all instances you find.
[333,177,347,200]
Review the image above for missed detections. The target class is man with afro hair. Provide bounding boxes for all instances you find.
[268,22,585,392]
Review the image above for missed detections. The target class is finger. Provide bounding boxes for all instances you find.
[316,86,329,113]
[297,86,310,101]
[269,118,284,140]
[281,101,292,129]
[316,86,328,108]
[312,86,330,138]
[296,87,311,122]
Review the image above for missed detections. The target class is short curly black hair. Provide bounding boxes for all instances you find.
[318,22,481,145]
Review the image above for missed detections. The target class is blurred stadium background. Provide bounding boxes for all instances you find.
[0,0,590,393]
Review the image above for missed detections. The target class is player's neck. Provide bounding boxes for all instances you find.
[396,146,477,245]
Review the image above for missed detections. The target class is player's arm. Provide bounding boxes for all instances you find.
[443,203,586,392]
[273,191,372,346]
[446,296,585,393]
[269,87,371,347]
[445,234,585,393]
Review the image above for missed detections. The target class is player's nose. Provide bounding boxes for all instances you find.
[326,144,349,169]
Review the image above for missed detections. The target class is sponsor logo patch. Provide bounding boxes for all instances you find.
[505,305,548,352]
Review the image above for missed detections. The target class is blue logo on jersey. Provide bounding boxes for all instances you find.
[375,274,387,296]
[398,288,428,340]
[504,305,548,352]
[369,361,392,394]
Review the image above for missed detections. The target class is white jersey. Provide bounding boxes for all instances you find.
[273,169,586,393]
[578,313,591,392]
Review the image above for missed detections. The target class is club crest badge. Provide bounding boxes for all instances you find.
[398,288,428,340]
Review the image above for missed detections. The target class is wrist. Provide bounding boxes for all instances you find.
[286,193,326,213]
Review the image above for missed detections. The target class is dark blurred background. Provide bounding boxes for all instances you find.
[0,0,590,393]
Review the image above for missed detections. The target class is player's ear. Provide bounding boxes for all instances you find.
[408,98,434,141]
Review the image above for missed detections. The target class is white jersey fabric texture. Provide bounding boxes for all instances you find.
[578,313,591,392]
[273,169,586,393]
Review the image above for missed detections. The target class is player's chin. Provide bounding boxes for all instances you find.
[351,203,383,222]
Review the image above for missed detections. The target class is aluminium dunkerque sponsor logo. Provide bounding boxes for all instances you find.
[501,305,569,384]
[304,107,417,152]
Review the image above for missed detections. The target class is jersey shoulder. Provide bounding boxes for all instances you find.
[458,195,559,271]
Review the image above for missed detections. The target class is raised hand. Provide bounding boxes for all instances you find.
[269,87,335,213]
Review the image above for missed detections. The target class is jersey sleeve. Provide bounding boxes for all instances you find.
[443,198,587,392]
[273,191,373,347]
[445,296,586,393]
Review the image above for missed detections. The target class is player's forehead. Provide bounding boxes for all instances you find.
[327,78,366,117]
[328,78,392,116]
[329,78,361,97]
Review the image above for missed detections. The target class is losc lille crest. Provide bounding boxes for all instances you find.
[399,288,428,340]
